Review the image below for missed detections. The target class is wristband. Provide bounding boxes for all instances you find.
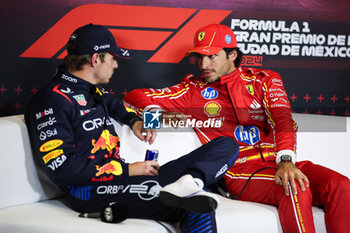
[276,150,296,165]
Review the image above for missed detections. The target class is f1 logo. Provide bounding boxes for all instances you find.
[143,110,161,129]
[20,4,231,63]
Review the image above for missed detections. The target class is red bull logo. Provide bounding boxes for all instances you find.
[95,160,123,177]
[92,175,114,182]
[91,129,120,154]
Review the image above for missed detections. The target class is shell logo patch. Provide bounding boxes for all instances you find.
[204,101,222,117]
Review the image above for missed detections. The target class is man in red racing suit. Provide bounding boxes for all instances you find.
[124,23,350,233]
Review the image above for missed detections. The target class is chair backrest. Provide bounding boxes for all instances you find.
[293,113,350,178]
[1,113,348,210]
[0,115,62,210]
[0,115,202,210]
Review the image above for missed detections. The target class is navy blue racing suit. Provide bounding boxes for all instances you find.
[25,66,239,232]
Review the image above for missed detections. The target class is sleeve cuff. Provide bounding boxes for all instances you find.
[129,116,142,129]
[123,162,129,177]
[276,150,296,165]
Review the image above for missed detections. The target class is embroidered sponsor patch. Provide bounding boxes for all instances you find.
[245,84,254,95]
[225,34,232,44]
[95,160,123,177]
[43,149,64,164]
[40,139,63,152]
[73,94,87,106]
[204,101,222,117]
[198,31,205,41]
[234,125,260,145]
[201,87,218,99]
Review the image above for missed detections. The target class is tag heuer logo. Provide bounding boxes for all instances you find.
[73,94,87,106]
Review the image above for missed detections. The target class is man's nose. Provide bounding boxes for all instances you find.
[199,56,210,69]
[113,60,118,69]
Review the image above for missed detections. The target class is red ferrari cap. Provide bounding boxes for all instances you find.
[188,23,237,55]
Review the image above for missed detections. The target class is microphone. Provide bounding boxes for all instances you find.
[79,212,100,218]
[101,202,128,223]
[79,202,128,223]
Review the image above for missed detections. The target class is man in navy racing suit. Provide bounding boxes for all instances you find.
[25,24,239,232]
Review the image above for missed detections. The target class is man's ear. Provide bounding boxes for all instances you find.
[229,50,238,63]
[90,53,99,67]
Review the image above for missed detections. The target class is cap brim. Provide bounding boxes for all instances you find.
[187,46,223,56]
[111,47,132,59]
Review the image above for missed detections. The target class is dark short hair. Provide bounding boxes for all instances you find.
[63,41,106,72]
[223,47,243,68]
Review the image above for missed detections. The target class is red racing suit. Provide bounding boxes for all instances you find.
[124,66,350,233]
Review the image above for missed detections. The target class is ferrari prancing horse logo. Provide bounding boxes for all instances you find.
[198,32,206,41]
